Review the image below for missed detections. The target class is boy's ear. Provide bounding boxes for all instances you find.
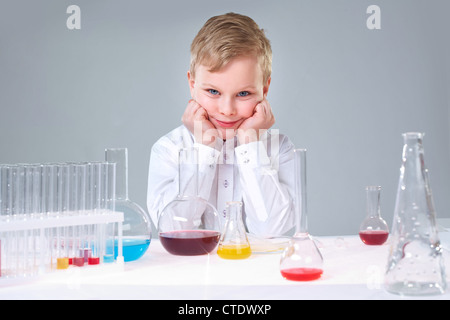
[187,71,195,98]
[263,76,271,98]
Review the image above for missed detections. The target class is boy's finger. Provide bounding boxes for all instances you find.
[194,106,209,121]
[254,103,265,116]
[185,99,201,116]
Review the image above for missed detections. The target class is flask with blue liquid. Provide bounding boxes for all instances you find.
[106,148,152,262]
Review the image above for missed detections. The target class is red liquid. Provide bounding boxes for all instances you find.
[359,230,389,245]
[73,257,84,267]
[88,257,100,265]
[281,268,323,281]
[159,230,220,256]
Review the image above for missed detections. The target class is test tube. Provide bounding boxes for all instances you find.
[0,165,8,277]
[0,165,12,221]
[12,165,26,276]
[41,164,55,271]
[82,162,95,262]
[88,162,106,265]
[43,164,59,270]
[1,165,15,277]
[28,164,42,276]
[84,162,104,263]
[55,164,70,270]
[72,163,87,267]
[104,162,116,263]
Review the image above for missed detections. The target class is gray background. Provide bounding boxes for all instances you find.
[1,0,449,237]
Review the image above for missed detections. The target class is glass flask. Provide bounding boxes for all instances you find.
[280,149,323,281]
[217,201,251,259]
[359,186,389,245]
[158,147,220,256]
[385,132,446,295]
[105,148,152,262]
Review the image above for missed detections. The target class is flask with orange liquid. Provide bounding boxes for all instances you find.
[217,201,251,259]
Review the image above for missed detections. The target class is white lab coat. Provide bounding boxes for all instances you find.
[147,125,295,236]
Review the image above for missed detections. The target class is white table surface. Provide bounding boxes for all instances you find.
[1,232,449,300]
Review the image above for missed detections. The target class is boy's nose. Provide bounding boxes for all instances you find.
[218,97,236,116]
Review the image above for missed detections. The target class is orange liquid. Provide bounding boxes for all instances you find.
[56,257,69,269]
[217,244,251,259]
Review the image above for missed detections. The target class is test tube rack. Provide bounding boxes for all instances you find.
[0,160,124,278]
[0,210,123,278]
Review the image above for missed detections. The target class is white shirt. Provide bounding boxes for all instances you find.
[147,125,295,237]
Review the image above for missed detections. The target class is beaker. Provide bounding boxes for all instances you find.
[280,149,323,281]
[158,147,220,256]
[217,201,251,259]
[385,132,446,295]
[359,186,389,245]
[105,148,152,262]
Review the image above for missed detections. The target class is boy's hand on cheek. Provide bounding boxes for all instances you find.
[182,99,219,148]
[237,99,275,144]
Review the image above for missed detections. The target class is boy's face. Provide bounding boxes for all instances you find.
[188,56,270,138]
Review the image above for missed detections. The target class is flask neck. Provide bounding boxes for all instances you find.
[223,201,247,240]
[105,148,128,201]
[365,186,381,217]
[226,201,243,222]
[402,132,424,160]
[293,149,308,234]
[401,132,425,183]
[178,147,199,198]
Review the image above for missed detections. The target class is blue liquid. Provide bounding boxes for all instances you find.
[103,255,115,263]
[114,238,151,262]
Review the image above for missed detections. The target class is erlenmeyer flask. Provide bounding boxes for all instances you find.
[385,132,446,295]
[280,149,323,281]
[105,148,152,262]
[217,201,251,259]
[158,147,220,256]
[359,186,389,245]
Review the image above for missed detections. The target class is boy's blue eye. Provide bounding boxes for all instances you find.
[237,91,250,97]
[208,89,219,95]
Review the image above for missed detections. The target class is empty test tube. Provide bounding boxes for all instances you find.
[1,165,14,277]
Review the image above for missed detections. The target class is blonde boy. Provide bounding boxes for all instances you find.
[147,12,295,236]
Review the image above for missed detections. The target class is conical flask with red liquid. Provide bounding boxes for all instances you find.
[385,132,446,295]
[359,186,389,245]
[158,147,221,255]
[280,149,323,281]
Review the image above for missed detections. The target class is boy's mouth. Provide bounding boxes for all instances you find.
[214,119,241,128]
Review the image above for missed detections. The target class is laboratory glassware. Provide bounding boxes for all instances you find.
[0,161,123,278]
[359,186,389,245]
[102,162,117,263]
[0,165,13,276]
[280,149,323,281]
[105,148,151,262]
[385,132,446,295]
[158,147,220,256]
[217,201,251,259]
[56,163,71,269]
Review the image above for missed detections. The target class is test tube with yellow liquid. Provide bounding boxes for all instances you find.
[217,201,251,260]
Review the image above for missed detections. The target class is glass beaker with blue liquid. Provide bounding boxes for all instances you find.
[106,148,152,262]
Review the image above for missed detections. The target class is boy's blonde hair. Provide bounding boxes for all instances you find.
[190,12,272,84]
